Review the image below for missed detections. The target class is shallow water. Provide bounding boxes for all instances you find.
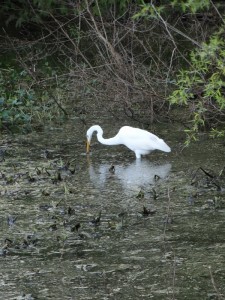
[0,119,225,300]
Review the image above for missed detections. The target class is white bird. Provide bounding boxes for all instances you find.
[86,125,171,159]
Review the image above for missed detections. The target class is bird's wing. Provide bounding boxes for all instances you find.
[118,127,159,150]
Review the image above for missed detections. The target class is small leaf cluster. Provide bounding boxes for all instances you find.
[171,0,210,13]
[133,0,210,19]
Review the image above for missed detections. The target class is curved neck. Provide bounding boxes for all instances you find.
[97,132,120,146]
[87,125,121,146]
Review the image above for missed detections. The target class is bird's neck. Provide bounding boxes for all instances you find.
[97,134,120,146]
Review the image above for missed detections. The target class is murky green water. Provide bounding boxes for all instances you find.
[0,119,225,300]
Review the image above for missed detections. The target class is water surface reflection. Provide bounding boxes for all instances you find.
[89,159,172,191]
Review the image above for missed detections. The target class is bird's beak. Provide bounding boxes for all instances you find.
[86,139,90,154]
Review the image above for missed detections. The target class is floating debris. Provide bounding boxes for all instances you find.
[3,238,13,248]
[35,167,42,175]
[67,206,75,215]
[109,164,115,174]
[191,166,223,191]
[71,223,81,232]
[154,174,161,181]
[136,189,145,199]
[163,215,173,224]
[39,204,53,211]
[49,223,58,231]
[42,149,52,159]
[152,188,158,200]
[7,215,17,226]
[141,206,156,217]
[90,211,101,226]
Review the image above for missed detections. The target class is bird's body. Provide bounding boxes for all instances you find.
[86,125,171,159]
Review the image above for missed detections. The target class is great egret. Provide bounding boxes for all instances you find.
[86,125,171,159]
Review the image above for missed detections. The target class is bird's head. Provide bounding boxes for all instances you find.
[86,125,102,154]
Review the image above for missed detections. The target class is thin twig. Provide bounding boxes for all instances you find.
[210,0,225,24]
[151,2,201,48]
[209,266,225,300]
[85,0,123,65]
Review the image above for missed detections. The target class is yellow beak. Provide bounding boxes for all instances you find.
[86,139,90,154]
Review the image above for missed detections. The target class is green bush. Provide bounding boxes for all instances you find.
[169,30,225,144]
[0,67,37,130]
[0,64,68,131]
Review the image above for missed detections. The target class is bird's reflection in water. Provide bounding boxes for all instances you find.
[88,159,171,192]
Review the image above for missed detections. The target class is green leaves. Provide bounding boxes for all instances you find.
[169,30,225,143]
[171,0,210,13]
[0,67,35,130]
[133,1,166,20]
[133,0,210,19]
[210,128,225,138]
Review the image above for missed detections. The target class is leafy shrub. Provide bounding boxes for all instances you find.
[169,30,225,144]
[0,67,37,131]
